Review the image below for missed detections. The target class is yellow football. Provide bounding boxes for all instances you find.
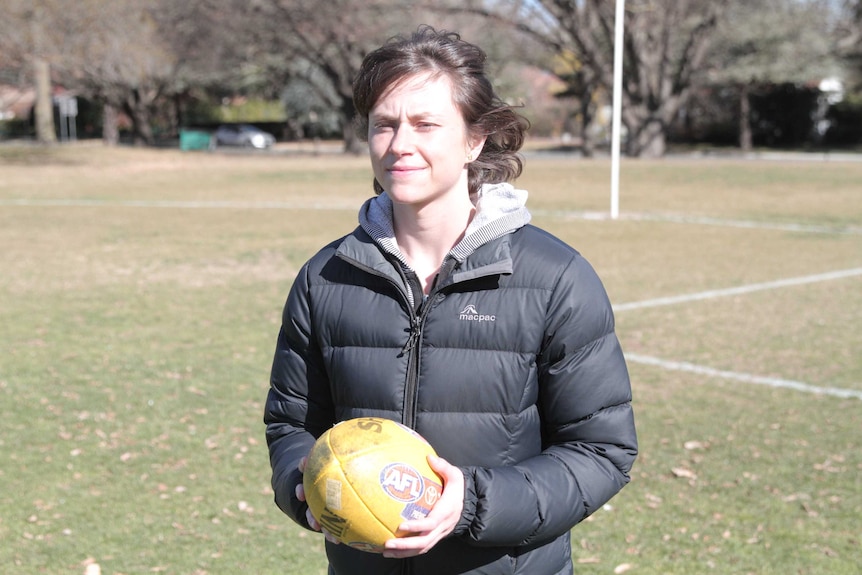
[303,417,443,553]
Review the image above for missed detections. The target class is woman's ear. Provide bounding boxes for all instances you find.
[466,136,487,163]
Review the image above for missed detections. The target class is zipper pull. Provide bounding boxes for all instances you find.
[399,317,420,357]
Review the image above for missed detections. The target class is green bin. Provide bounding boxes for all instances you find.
[179,129,213,151]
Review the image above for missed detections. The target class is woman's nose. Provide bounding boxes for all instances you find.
[388,125,414,155]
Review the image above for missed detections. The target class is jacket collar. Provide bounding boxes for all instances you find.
[357,182,530,267]
[335,223,516,292]
[445,233,514,288]
[338,183,528,303]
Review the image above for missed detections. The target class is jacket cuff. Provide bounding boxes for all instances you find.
[274,465,313,530]
[452,466,477,538]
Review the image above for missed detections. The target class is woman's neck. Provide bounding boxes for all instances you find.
[393,193,475,293]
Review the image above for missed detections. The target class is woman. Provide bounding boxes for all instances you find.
[265,26,637,575]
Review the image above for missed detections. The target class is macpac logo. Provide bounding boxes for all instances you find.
[459,304,496,322]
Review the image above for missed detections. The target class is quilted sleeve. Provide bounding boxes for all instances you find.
[264,262,333,528]
[457,252,637,546]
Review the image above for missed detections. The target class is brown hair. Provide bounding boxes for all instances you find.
[353,26,528,195]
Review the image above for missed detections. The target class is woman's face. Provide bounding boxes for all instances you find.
[367,73,483,209]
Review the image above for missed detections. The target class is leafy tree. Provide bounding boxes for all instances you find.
[704,0,841,150]
[836,0,862,89]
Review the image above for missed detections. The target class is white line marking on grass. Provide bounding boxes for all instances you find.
[531,209,862,235]
[614,268,862,312]
[8,201,861,235]
[0,199,357,210]
[626,353,862,400]
[621,212,862,236]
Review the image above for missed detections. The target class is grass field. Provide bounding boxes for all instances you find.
[1,143,860,575]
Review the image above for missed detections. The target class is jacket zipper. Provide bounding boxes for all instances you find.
[336,253,424,429]
[400,301,436,429]
[339,253,455,430]
[401,257,460,428]
[400,259,457,428]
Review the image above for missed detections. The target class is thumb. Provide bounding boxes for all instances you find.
[427,454,456,480]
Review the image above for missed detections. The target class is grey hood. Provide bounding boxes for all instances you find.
[358,182,532,268]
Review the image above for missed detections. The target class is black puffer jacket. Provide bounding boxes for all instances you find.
[265,184,637,575]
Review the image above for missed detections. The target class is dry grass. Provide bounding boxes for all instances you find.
[1,142,860,574]
[520,155,862,228]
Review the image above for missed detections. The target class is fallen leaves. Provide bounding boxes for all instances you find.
[746,524,764,544]
[813,456,846,473]
[667,438,709,484]
[644,493,663,509]
[671,467,697,481]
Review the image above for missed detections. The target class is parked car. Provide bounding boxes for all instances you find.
[212,124,276,149]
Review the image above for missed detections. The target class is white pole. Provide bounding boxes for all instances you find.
[610,0,625,220]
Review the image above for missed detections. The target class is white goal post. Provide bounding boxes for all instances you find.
[611,0,625,220]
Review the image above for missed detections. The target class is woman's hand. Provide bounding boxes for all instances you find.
[295,456,339,544]
[295,456,320,530]
[382,455,465,559]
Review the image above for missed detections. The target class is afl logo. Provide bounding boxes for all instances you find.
[379,463,425,503]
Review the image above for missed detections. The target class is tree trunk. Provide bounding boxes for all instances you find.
[579,88,595,158]
[343,123,363,155]
[34,58,56,144]
[739,82,753,152]
[124,90,155,146]
[168,93,183,138]
[103,103,119,146]
[341,96,363,155]
[627,117,666,158]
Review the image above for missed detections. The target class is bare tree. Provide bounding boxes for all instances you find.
[242,0,500,152]
[0,0,60,143]
[621,1,720,156]
[434,0,720,157]
[426,1,604,154]
[213,0,406,153]
[69,0,180,145]
[0,0,179,145]
[0,0,249,145]
[0,0,540,149]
